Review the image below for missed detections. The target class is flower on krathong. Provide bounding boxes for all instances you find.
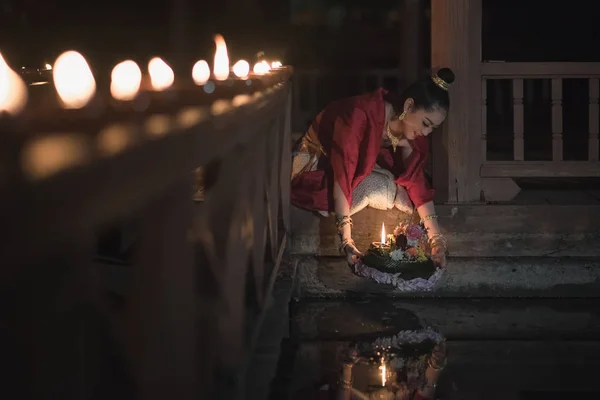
[406,247,419,258]
[395,234,408,250]
[393,223,407,237]
[405,225,425,241]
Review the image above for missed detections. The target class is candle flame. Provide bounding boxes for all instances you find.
[213,34,229,81]
[0,52,28,115]
[232,60,250,78]
[53,51,96,109]
[110,60,142,101]
[253,60,270,75]
[148,57,174,91]
[381,222,386,245]
[271,61,282,68]
[380,358,387,387]
[192,60,210,85]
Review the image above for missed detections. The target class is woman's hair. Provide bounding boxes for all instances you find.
[396,67,455,112]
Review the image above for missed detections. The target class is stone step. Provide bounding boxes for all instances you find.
[283,340,600,399]
[295,256,600,298]
[290,299,600,341]
[291,205,600,257]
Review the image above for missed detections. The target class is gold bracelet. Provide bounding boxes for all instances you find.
[338,377,354,389]
[339,237,355,254]
[428,233,448,251]
[421,214,439,223]
[337,219,353,233]
[427,355,447,371]
[335,215,352,228]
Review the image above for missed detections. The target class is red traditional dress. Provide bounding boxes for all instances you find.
[291,88,434,213]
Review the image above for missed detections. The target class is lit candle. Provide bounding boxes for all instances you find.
[192,60,210,86]
[148,57,174,91]
[110,60,142,101]
[53,51,96,110]
[232,60,250,79]
[213,34,229,81]
[0,52,28,116]
[380,356,387,386]
[370,222,390,250]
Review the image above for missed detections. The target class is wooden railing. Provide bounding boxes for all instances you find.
[0,76,292,399]
[481,62,600,178]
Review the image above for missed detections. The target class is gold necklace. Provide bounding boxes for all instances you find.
[386,124,402,153]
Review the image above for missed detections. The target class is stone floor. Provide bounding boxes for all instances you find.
[268,255,600,399]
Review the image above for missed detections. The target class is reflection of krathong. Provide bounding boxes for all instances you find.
[336,329,446,399]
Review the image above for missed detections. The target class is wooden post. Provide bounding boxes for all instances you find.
[400,0,425,85]
[431,0,483,203]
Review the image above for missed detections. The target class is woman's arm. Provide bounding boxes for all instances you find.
[416,201,447,267]
[329,109,368,264]
[417,201,440,234]
[334,181,363,264]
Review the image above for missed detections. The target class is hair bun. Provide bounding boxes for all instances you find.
[436,67,455,85]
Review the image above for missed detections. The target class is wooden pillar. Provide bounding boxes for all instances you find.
[431,0,482,203]
[400,0,425,84]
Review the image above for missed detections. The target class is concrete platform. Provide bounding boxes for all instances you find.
[296,256,600,298]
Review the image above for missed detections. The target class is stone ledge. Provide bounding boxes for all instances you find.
[290,205,600,257]
[291,298,600,341]
[295,256,600,298]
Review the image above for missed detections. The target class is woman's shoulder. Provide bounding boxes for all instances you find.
[325,88,387,119]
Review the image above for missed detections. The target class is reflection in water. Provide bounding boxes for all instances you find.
[335,329,448,400]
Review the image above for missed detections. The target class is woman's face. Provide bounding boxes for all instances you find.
[401,98,447,140]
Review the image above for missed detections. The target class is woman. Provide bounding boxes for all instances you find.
[291,68,454,267]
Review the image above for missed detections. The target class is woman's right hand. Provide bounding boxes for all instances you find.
[343,240,363,266]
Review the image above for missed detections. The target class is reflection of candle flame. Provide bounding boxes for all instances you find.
[381,222,386,245]
[380,357,386,386]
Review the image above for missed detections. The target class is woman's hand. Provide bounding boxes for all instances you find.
[431,245,447,268]
[343,240,363,266]
[429,342,448,370]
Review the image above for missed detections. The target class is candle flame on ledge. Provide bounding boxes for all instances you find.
[0,52,28,115]
[253,60,270,75]
[148,57,174,91]
[192,60,210,85]
[232,60,250,79]
[380,357,387,387]
[213,34,229,81]
[381,222,386,245]
[53,51,96,109]
[110,60,142,101]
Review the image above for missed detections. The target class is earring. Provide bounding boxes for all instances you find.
[398,111,407,121]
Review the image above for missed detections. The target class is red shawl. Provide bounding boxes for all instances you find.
[290,88,435,212]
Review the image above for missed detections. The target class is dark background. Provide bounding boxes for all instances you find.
[0,0,597,72]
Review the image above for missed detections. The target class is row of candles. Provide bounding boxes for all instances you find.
[0,34,284,116]
[0,34,288,182]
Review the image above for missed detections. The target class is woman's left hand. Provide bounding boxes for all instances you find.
[431,245,447,267]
